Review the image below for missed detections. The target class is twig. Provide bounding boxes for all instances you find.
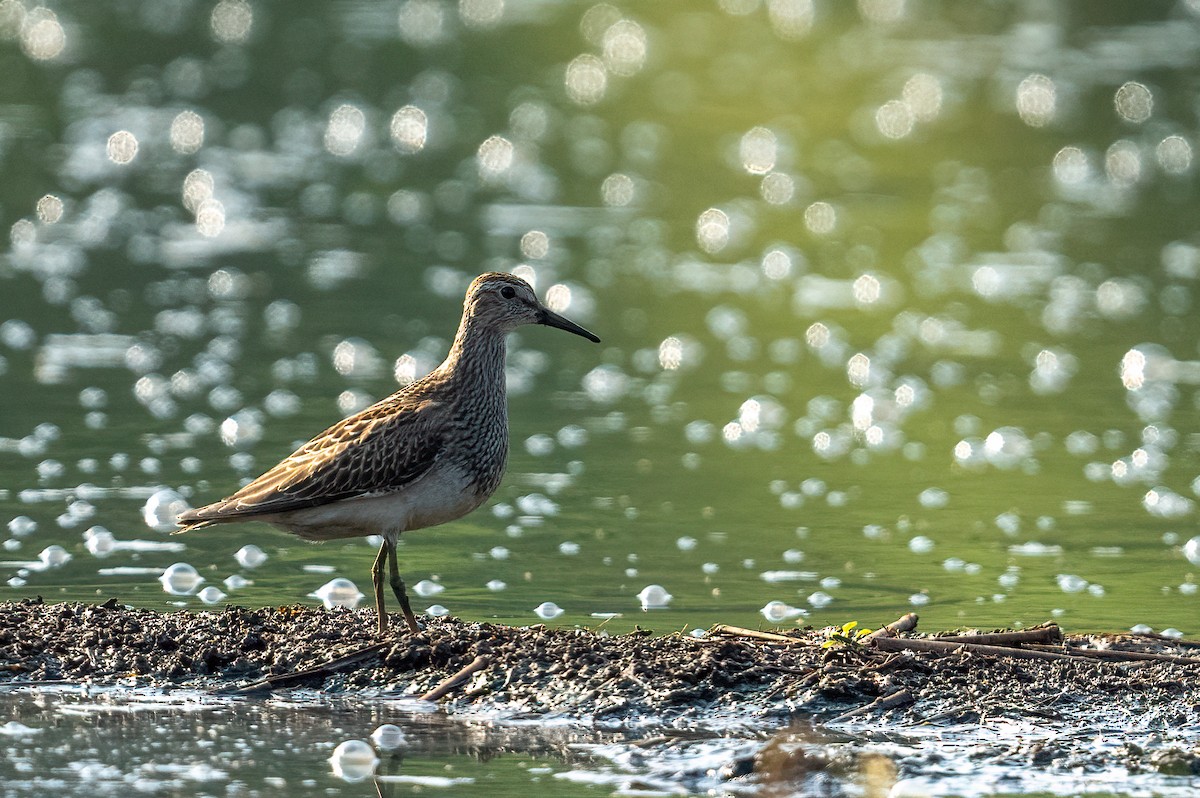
[709,624,803,645]
[863,613,919,641]
[232,642,387,695]
[830,688,914,722]
[420,655,491,702]
[872,636,1081,662]
[917,704,979,724]
[758,664,818,675]
[1130,632,1200,649]
[1025,645,1200,666]
[936,626,1062,646]
[862,652,906,672]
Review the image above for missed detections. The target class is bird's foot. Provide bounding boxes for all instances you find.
[401,609,423,634]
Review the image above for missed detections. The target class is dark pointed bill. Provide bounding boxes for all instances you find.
[538,307,600,343]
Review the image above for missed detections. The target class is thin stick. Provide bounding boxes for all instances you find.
[709,624,802,645]
[1025,645,1200,666]
[872,636,1083,662]
[830,688,914,722]
[863,613,919,641]
[1130,632,1200,649]
[420,655,490,702]
[232,642,387,695]
[758,664,818,675]
[936,627,1062,646]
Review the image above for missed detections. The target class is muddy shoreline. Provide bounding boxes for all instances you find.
[5,599,1200,785]
[3,599,1198,722]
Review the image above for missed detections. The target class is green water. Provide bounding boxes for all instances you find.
[0,689,622,797]
[3,0,1199,637]
[2,2,1200,793]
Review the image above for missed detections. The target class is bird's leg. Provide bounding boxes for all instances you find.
[371,539,389,636]
[387,538,421,633]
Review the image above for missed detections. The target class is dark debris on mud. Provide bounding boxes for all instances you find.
[3,598,1200,736]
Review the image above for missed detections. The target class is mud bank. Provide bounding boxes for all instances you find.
[5,599,1200,793]
[3,599,1198,726]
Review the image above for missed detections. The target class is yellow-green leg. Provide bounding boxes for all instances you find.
[387,538,421,633]
[371,540,390,636]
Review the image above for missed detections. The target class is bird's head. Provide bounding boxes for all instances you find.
[463,272,600,342]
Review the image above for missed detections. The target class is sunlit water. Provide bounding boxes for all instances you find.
[0,689,625,797]
[2,2,1200,794]
[3,688,1198,798]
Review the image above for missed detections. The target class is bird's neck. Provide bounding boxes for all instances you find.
[442,316,508,391]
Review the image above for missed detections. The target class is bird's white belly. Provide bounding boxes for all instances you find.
[269,463,484,542]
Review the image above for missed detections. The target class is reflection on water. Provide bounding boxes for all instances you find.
[0,689,629,797]
[1,2,1199,646]
[3,688,1196,798]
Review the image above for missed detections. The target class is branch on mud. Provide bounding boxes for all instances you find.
[863,613,919,641]
[421,655,491,702]
[231,642,388,695]
[936,625,1062,646]
[872,636,1080,662]
[830,688,915,722]
[1025,644,1200,666]
[710,624,805,645]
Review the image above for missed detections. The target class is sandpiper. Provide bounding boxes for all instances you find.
[177,272,600,635]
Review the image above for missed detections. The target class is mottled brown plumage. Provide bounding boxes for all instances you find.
[177,272,599,635]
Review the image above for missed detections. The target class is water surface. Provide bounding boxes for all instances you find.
[2,2,1200,792]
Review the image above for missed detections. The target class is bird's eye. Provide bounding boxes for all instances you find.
[500,286,516,299]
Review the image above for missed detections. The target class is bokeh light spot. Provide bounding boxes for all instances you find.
[565,54,607,105]
[847,352,870,387]
[459,0,504,29]
[170,110,205,155]
[1052,146,1089,185]
[876,99,914,139]
[1105,140,1141,187]
[195,199,226,237]
[544,284,571,312]
[35,194,63,224]
[902,72,943,121]
[477,134,515,181]
[580,3,622,45]
[398,0,449,46]
[658,337,682,370]
[696,208,730,254]
[390,105,428,153]
[210,0,252,44]
[762,248,792,280]
[325,104,366,157]
[740,126,777,175]
[602,19,647,76]
[804,201,836,234]
[601,173,635,206]
[1114,81,1152,124]
[182,169,215,213]
[760,172,795,205]
[520,230,549,259]
[852,273,881,306]
[106,130,138,164]
[767,0,814,40]
[20,7,65,60]
[1156,135,1192,174]
[1016,73,1056,127]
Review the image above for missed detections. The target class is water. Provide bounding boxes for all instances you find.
[0,689,620,797]
[3,1,1200,793]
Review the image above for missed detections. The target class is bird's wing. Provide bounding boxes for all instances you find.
[179,393,446,524]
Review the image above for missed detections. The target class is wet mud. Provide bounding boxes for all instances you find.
[4,599,1200,791]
